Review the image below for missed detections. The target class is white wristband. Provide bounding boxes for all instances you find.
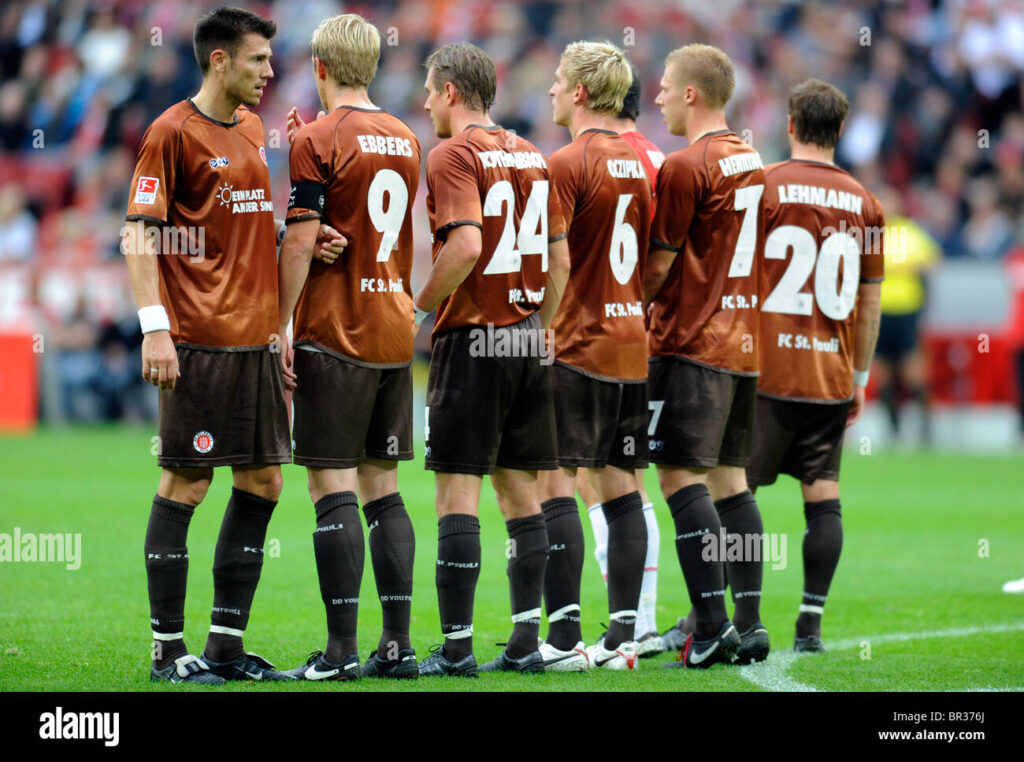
[853,368,870,388]
[138,305,170,334]
[414,307,431,327]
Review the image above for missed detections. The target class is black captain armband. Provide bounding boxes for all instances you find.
[288,181,325,216]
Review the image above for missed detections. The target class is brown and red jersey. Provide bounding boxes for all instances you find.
[757,159,885,402]
[286,106,420,366]
[425,124,557,336]
[125,100,277,348]
[548,129,652,381]
[649,130,766,375]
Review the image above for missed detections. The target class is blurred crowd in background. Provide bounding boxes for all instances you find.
[0,0,1022,428]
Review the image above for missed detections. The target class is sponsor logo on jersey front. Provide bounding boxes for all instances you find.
[193,431,214,453]
[134,176,160,204]
[209,155,230,169]
[216,183,273,214]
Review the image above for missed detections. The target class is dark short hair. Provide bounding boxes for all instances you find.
[618,65,641,121]
[424,42,496,113]
[788,79,850,149]
[193,7,277,75]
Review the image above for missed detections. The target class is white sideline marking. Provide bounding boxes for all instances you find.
[737,622,1024,693]
[829,621,1024,651]
[737,651,817,692]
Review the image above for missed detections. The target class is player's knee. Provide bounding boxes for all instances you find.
[237,467,283,501]
[160,468,212,506]
[802,479,839,503]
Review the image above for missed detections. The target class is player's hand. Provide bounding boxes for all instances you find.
[142,330,179,391]
[846,385,866,427]
[286,107,327,146]
[277,329,297,392]
[313,224,347,264]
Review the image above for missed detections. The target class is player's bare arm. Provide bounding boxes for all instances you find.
[276,218,322,390]
[538,237,570,329]
[413,224,483,312]
[280,109,344,265]
[642,245,677,304]
[848,281,882,426]
[122,219,180,391]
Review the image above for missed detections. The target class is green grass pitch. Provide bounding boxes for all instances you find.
[1,422,1022,692]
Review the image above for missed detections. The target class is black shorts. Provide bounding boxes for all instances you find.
[553,363,648,470]
[292,346,413,469]
[647,356,757,469]
[157,345,290,468]
[425,314,557,474]
[876,311,921,362]
[746,394,849,487]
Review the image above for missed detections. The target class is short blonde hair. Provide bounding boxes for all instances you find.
[665,43,734,109]
[311,13,379,88]
[560,41,632,116]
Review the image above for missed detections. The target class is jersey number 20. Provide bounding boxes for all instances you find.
[762,225,860,320]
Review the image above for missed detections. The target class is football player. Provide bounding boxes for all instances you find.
[414,42,569,676]
[577,66,667,657]
[746,79,884,652]
[644,44,769,668]
[277,13,421,680]
[123,7,342,684]
[539,42,651,671]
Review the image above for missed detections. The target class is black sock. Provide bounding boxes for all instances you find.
[667,484,728,640]
[799,499,842,637]
[715,490,763,633]
[505,514,548,659]
[602,491,646,649]
[309,491,364,663]
[436,514,480,662]
[145,495,194,669]
[204,488,276,663]
[540,497,584,650]
[363,492,415,658]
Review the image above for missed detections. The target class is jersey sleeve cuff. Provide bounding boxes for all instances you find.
[435,219,483,243]
[859,277,885,284]
[285,212,322,225]
[650,237,680,253]
[125,214,166,226]
[548,232,568,243]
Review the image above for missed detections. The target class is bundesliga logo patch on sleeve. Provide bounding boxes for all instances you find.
[135,177,160,205]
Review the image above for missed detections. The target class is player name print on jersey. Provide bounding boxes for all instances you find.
[426,124,554,335]
[757,159,885,402]
[287,106,421,366]
[356,134,415,156]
